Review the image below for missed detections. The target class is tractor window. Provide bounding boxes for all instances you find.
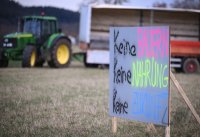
[50,21,56,33]
[23,20,41,37]
[43,20,51,35]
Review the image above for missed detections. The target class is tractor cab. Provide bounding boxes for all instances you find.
[21,16,58,43]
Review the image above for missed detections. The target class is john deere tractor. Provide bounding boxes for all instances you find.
[0,16,72,68]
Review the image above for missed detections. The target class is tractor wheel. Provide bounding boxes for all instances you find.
[0,59,9,68]
[35,59,45,67]
[35,51,45,67]
[83,53,98,68]
[48,39,71,68]
[183,58,200,73]
[0,49,9,68]
[22,46,37,68]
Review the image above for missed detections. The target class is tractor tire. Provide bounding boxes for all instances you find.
[35,59,45,67]
[0,59,9,68]
[0,49,9,68]
[183,58,200,73]
[35,50,45,67]
[48,39,71,68]
[83,53,98,68]
[22,45,37,68]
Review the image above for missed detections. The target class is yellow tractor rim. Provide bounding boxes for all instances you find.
[56,44,69,65]
[30,50,36,67]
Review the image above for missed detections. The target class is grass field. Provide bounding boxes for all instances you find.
[0,61,200,137]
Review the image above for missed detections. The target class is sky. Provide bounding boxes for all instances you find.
[13,0,174,11]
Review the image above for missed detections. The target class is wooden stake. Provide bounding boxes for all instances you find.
[170,71,200,125]
[165,71,171,137]
[165,125,170,137]
[164,96,171,137]
[165,96,171,137]
[112,117,117,133]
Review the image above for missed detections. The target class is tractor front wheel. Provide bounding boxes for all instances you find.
[22,46,37,68]
[0,59,9,68]
[0,49,9,68]
[48,39,71,68]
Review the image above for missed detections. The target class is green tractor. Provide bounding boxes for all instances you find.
[0,16,72,68]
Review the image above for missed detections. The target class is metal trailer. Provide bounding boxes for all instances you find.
[79,4,200,73]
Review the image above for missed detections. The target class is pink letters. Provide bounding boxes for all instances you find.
[137,27,169,59]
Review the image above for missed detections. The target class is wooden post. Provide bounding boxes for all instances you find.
[112,117,117,133]
[165,71,171,137]
[170,71,200,125]
[165,125,170,137]
[165,90,171,137]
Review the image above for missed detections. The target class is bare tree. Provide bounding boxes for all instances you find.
[171,0,200,9]
[153,1,167,8]
[105,0,129,4]
[84,0,129,5]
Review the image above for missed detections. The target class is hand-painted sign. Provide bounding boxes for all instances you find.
[109,26,170,126]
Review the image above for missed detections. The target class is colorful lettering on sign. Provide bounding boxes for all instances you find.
[132,91,168,124]
[137,28,169,59]
[131,58,168,88]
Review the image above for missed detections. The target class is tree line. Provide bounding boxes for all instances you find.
[0,0,79,37]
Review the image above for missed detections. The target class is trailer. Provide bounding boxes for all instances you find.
[79,4,200,73]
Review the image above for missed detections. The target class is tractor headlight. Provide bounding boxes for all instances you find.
[2,38,17,48]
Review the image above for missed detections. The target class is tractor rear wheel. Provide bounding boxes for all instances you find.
[0,49,9,68]
[22,45,37,68]
[183,58,200,73]
[48,39,71,68]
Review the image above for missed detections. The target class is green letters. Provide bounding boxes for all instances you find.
[132,58,168,88]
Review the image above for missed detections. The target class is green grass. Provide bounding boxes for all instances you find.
[0,62,200,137]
